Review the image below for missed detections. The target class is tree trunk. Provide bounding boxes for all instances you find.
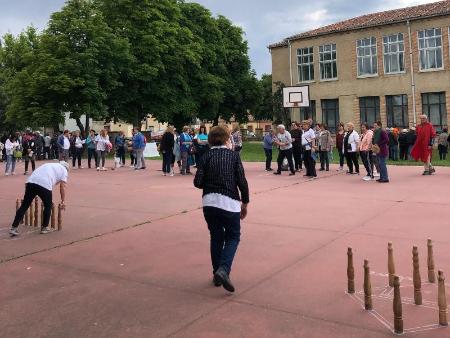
[84,114,90,137]
[75,117,85,136]
[213,115,219,126]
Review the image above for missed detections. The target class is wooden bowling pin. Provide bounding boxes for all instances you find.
[438,270,448,326]
[25,205,30,226]
[364,259,373,310]
[51,203,56,229]
[413,246,422,305]
[34,197,39,227]
[388,242,395,287]
[57,204,63,231]
[427,239,436,283]
[393,276,403,334]
[29,201,34,227]
[16,199,24,225]
[347,247,355,294]
[40,201,44,226]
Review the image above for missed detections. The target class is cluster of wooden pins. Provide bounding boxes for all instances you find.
[16,197,63,231]
[347,240,448,335]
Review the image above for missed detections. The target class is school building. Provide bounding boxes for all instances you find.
[269,0,450,132]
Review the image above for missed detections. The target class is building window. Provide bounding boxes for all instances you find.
[300,100,316,121]
[359,97,380,126]
[297,47,314,82]
[422,92,447,131]
[418,28,443,70]
[383,33,405,74]
[321,99,339,133]
[386,95,409,128]
[357,37,377,76]
[319,44,337,80]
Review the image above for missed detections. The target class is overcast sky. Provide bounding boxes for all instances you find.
[0,0,438,76]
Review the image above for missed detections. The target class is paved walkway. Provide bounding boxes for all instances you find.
[1,160,449,337]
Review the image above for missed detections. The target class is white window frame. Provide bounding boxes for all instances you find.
[319,43,338,81]
[356,37,378,78]
[297,47,315,83]
[383,33,406,75]
[417,28,444,72]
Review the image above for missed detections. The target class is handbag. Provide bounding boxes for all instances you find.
[371,144,381,154]
[13,150,22,158]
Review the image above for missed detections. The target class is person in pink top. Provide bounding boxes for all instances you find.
[359,123,374,181]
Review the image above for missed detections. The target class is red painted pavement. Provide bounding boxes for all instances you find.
[0,160,449,337]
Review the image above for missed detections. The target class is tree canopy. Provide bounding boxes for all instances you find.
[0,0,272,133]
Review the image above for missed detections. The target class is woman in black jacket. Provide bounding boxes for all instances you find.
[194,126,249,293]
[160,126,175,176]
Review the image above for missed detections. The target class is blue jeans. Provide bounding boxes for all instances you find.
[390,146,398,161]
[203,207,241,275]
[5,155,16,174]
[162,151,172,173]
[377,155,389,181]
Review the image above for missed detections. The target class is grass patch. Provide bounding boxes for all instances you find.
[239,142,450,167]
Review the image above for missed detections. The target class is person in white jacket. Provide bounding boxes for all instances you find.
[5,135,20,176]
[343,122,360,175]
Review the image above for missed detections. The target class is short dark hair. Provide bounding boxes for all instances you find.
[361,122,369,130]
[208,126,230,147]
[376,121,382,127]
[443,127,448,133]
[63,130,69,134]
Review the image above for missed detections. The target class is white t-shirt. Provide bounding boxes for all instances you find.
[63,137,70,150]
[203,193,241,213]
[75,137,84,149]
[302,129,316,150]
[276,131,293,150]
[27,163,68,191]
[95,135,109,151]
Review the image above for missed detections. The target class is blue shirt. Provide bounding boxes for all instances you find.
[132,133,145,150]
[180,133,192,152]
[263,134,274,149]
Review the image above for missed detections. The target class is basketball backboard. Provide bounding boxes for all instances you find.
[283,86,310,108]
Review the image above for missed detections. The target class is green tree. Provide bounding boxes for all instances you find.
[272,81,290,125]
[96,0,203,128]
[1,27,44,130]
[214,15,258,125]
[5,0,130,135]
[253,74,274,121]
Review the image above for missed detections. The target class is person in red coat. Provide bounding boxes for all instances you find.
[411,115,436,175]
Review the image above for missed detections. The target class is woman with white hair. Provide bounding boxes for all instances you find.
[273,124,295,176]
[343,122,360,175]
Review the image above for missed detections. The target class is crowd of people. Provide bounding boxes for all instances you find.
[0,124,245,178]
[263,114,442,182]
[1,114,444,182]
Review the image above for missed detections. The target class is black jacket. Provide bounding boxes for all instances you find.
[159,132,174,152]
[194,148,249,204]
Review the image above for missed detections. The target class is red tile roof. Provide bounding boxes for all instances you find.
[269,0,450,49]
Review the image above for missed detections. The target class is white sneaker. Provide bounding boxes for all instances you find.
[362,175,372,181]
[5,172,9,176]
[40,227,51,234]
[9,227,19,236]
[101,167,107,171]
[373,172,380,177]
[163,173,166,176]
[170,172,174,177]
[96,167,100,171]
[11,172,16,175]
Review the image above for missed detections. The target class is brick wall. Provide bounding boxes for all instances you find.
[380,96,387,127]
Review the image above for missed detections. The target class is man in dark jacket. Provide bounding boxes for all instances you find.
[398,129,409,160]
[290,122,303,171]
[406,128,417,160]
[22,129,36,175]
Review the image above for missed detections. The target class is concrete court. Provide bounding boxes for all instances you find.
[1,160,450,338]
